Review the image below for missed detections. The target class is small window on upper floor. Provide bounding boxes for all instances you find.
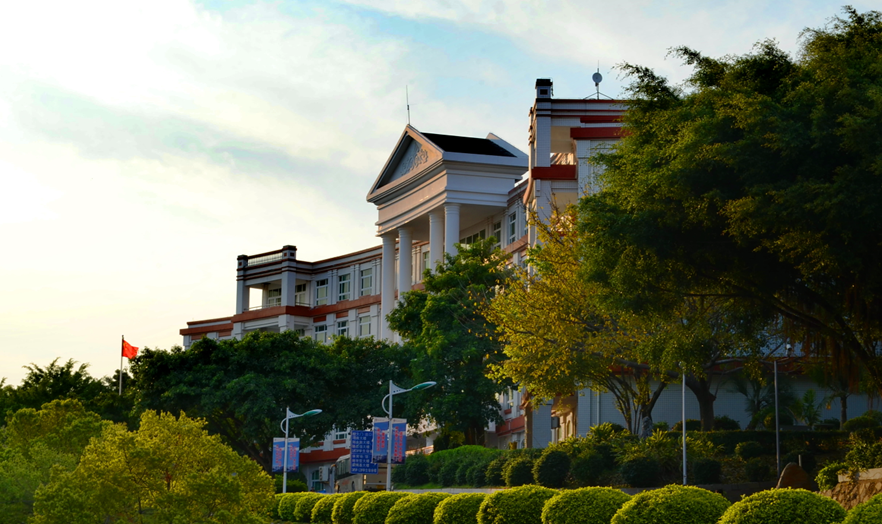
[522,206,528,238]
[334,428,349,441]
[358,315,371,337]
[266,288,281,307]
[421,251,430,278]
[508,213,517,244]
[360,268,373,297]
[315,279,329,306]
[492,221,502,249]
[295,284,308,306]
[460,230,486,248]
[336,320,349,338]
[338,273,351,302]
[314,324,328,344]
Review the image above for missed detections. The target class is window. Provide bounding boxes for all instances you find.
[266,288,281,307]
[358,315,371,337]
[334,428,348,441]
[492,221,502,248]
[360,268,373,297]
[336,320,349,337]
[338,273,351,302]
[522,206,528,238]
[295,284,307,306]
[508,212,517,244]
[315,278,329,306]
[310,468,322,491]
[459,230,486,247]
[421,251,430,277]
[314,325,327,343]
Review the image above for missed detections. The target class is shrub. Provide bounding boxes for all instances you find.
[693,458,722,485]
[763,411,794,429]
[611,485,730,524]
[332,492,367,524]
[735,441,764,461]
[541,487,630,524]
[477,485,557,524]
[467,461,488,487]
[571,452,606,487]
[270,493,286,520]
[671,419,702,432]
[504,457,535,487]
[714,416,741,431]
[439,460,460,486]
[842,493,882,524]
[392,462,409,484]
[816,461,847,491]
[280,493,312,521]
[352,492,411,524]
[295,493,325,523]
[485,455,509,486]
[406,454,430,486]
[434,493,486,524]
[312,494,342,524]
[532,449,571,488]
[782,450,816,474]
[386,492,450,524]
[619,456,661,488]
[719,488,845,524]
[654,421,670,431]
[845,429,882,471]
[845,416,881,432]
[456,460,474,486]
[744,458,769,482]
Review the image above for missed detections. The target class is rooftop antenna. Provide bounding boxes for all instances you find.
[406,86,411,125]
[592,63,603,100]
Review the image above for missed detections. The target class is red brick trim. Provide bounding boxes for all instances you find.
[570,127,625,139]
[531,165,577,180]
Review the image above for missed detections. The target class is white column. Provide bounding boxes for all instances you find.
[444,204,460,257]
[429,209,444,271]
[397,227,413,300]
[380,232,396,340]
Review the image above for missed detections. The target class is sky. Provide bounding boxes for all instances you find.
[0,0,872,387]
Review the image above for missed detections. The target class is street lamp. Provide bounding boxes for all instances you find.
[381,380,436,491]
[280,407,322,493]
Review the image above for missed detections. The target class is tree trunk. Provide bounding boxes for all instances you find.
[840,394,848,429]
[685,376,717,431]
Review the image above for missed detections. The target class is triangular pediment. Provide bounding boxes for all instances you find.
[366,126,443,202]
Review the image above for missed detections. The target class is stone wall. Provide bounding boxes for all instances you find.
[822,468,882,510]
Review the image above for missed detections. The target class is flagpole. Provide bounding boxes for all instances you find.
[119,335,124,395]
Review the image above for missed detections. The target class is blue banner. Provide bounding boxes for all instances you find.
[350,430,378,474]
[272,438,300,473]
[371,418,406,465]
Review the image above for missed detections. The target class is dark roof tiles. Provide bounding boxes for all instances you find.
[422,133,515,158]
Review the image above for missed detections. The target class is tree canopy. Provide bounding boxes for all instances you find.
[579,7,882,391]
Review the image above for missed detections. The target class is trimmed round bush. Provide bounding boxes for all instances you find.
[533,449,571,488]
[504,457,535,487]
[570,452,607,487]
[280,493,312,521]
[485,456,509,486]
[332,491,367,524]
[671,419,702,432]
[735,441,764,461]
[714,416,741,431]
[270,493,286,520]
[434,493,486,524]
[386,492,450,524]
[478,485,557,524]
[392,462,409,484]
[406,455,430,486]
[467,461,488,487]
[718,488,846,524]
[816,461,847,491]
[619,456,660,488]
[844,415,880,432]
[456,461,474,486]
[744,458,770,482]
[295,493,326,523]
[843,493,882,523]
[439,460,459,487]
[611,484,730,524]
[541,487,630,524]
[693,458,722,485]
[353,492,412,524]
[313,494,342,524]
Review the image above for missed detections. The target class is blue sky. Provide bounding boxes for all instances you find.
[0,1,873,386]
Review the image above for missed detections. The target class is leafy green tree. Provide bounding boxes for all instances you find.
[388,238,513,445]
[578,7,882,393]
[30,411,274,524]
[132,332,408,471]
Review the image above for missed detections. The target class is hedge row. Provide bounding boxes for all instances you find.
[276,485,880,524]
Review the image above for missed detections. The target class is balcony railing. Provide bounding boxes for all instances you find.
[246,252,285,267]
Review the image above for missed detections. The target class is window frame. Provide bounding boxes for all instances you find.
[360,268,373,297]
[315,278,329,306]
[338,273,351,302]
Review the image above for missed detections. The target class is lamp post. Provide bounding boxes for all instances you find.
[381,380,436,491]
[682,365,687,485]
[280,407,322,493]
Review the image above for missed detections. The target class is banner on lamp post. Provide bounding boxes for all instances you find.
[271,438,300,473]
[371,418,406,464]
[350,430,379,474]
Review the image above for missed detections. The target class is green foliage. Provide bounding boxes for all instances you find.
[434,493,486,524]
[406,454,430,486]
[132,333,409,471]
[388,239,514,445]
[532,449,571,488]
[718,488,846,524]
[744,458,770,482]
[619,456,661,488]
[485,455,508,486]
[844,415,880,432]
[845,429,882,471]
[541,487,630,524]
[789,390,824,428]
[611,485,730,524]
[693,458,722,485]
[439,460,459,487]
[30,410,274,524]
[352,492,411,524]
[671,420,702,432]
[386,492,450,524]
[735,442,765,461]
[713,416,741,431]
[842,493,882,524]
[312,494,341,524]
[270,493,286,520]
[477,485,557,524]
[331,492,367,524]
[654,421,670,431]
[816,461,847,491]
[782,450,816,474]
[466,460,490,487]
[503,456,535,487]
[295,493,325,523]
[570,451,610,487]
[281,493,312,521]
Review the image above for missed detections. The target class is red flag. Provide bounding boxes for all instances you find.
[122,340,139,359]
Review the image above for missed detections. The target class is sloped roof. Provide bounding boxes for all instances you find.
[422,133,516,157]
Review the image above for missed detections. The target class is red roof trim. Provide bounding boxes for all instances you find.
[570,127,624,139]
[580,115,623,124]
[531,165,577,180]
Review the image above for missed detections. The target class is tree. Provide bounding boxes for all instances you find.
[30,411,274,524]
[388,238,514,445]
[131,332,409,471]
[579,7,882,394]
